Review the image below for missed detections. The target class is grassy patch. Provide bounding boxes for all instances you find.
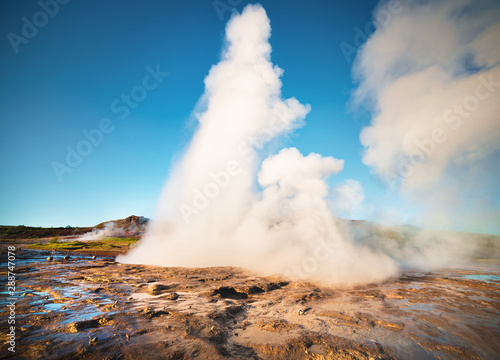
[102,237,138,244]
[0,225,92,240]
[25,238,138,251]
[27,241,88,250]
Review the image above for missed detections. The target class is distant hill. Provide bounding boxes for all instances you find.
[0,225,93,240]
[94,215,149,231]
[0,215,149,240]
[340,218,500,264]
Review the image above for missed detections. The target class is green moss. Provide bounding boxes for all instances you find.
[102,237,138,244]
[27,241,86,250]
[25,238,135,251]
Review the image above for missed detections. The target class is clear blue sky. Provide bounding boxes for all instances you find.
[0,0,440,228]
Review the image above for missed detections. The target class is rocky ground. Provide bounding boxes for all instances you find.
[0,245,499,360]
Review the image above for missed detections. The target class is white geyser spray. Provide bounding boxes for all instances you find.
[117,4,398,286]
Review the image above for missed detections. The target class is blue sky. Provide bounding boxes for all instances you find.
[1,0,496,233]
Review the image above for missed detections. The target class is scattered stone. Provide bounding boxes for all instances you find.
[147,283,171,295]
[375,320,405,331]
[298,307,311,315]
[88,335,98,345]
[69,276,85,281]
[264,281,289,291]
[212,287,248,299]
[159,292,179,300]
[257,320,297,333]
[265,283,282,291]
[98,318,111,326]
[68,319,100,333]
[143,306,170,318]
[238,285,265,295]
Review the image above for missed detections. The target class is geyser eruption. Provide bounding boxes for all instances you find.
[118,4,398,285]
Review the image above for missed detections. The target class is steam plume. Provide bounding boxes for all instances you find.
[118,4,397,286]
[78,222,125,241]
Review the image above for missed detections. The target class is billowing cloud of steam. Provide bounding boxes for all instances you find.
[330,180,369,219]
[78,222,126,241]
[118,4,398,286]
[354,0,500,233]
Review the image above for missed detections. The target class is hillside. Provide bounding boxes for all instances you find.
[0,225,92,240]
[94,215,149,231]
[0,215,149,240]
[343,219,500,264]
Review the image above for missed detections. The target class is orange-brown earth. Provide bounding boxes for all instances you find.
[0,244,499,360]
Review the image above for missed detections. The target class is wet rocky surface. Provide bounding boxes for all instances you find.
[0,247,499,359]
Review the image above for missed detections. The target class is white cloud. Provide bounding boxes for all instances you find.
[354,0,500,232]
